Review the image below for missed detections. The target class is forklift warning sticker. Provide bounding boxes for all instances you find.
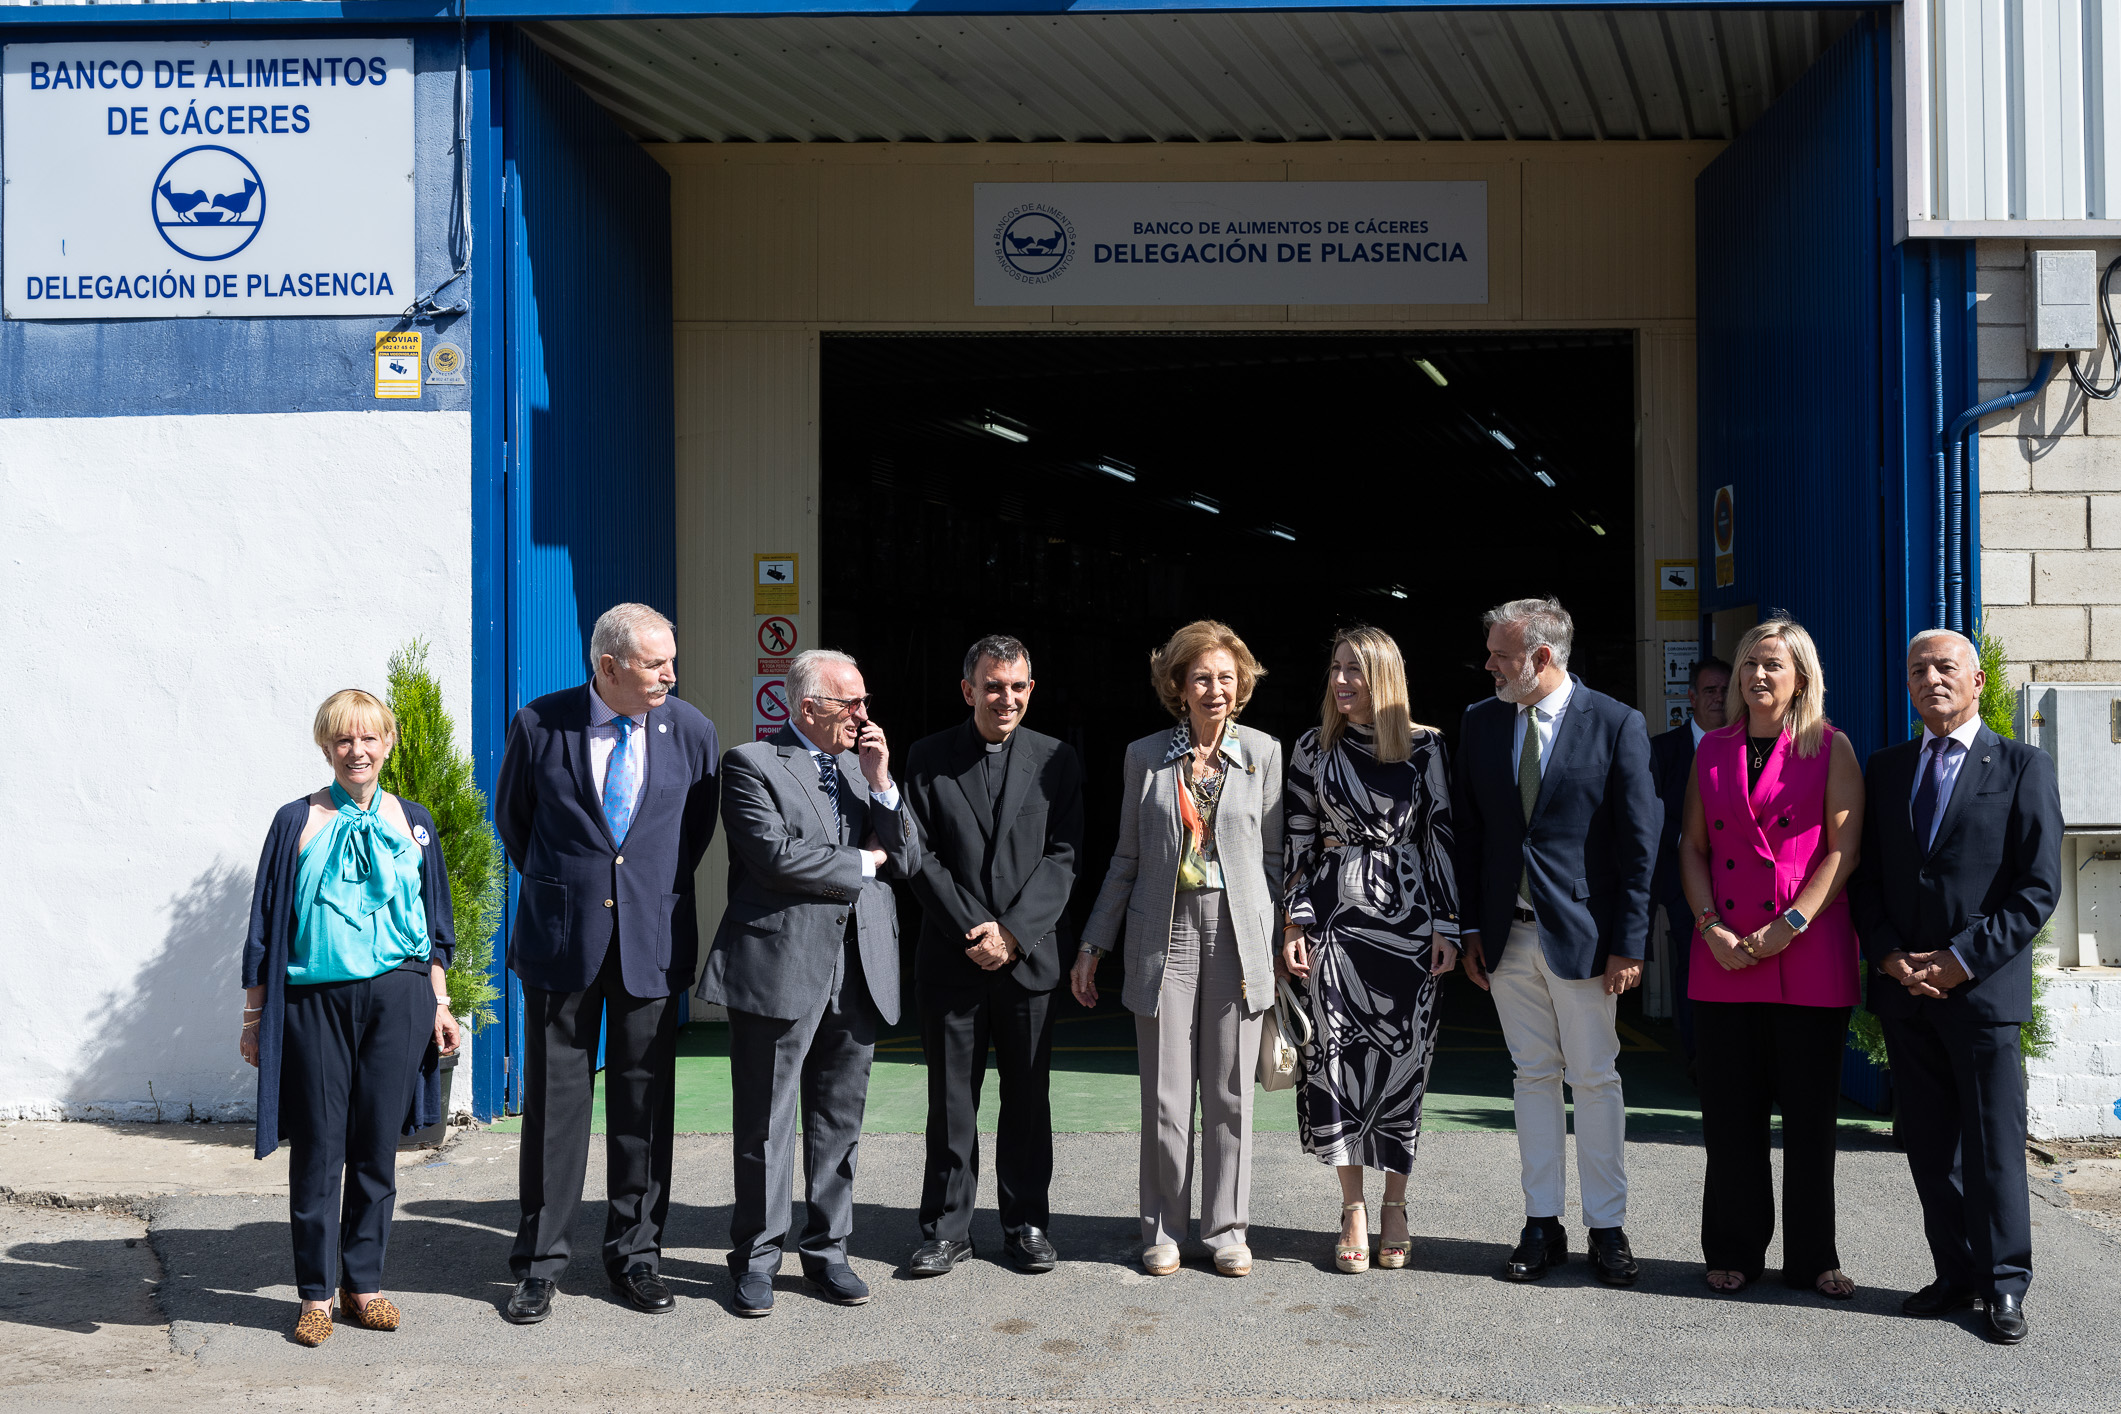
[975,181,1486,307]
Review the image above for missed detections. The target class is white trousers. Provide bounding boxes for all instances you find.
[1490,919,1628,1229]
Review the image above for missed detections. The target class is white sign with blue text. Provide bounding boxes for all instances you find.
[973,181,1487,307]
[3,40,415,319]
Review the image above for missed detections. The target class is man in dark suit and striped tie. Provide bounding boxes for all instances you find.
[1850,628,2061,1344]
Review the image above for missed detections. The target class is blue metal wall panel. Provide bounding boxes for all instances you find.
[498,27,675,1111]
[1695,15,1893,764]
[467,23,511,1124]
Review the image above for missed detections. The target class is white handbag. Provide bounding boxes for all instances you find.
[1257,976,1314,1091]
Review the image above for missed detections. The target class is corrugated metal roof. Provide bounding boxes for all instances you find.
[525,9,1855,144]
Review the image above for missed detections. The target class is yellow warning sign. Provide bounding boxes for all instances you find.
[374,331,422,399]
[753,553,799,614]
[1655,560,1698,622]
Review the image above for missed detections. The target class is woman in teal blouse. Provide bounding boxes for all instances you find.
[239,689,460,1347]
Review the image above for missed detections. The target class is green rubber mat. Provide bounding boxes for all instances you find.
[485,971,1892,1137]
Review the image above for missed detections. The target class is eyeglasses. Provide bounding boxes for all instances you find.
[811,693,876,713]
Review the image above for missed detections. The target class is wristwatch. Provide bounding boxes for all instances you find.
[1780,906,1810,935]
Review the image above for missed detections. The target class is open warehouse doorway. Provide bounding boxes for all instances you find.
[819,330,1640,919]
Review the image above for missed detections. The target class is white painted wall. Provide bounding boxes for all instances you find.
[0,411,472,1120]
[2029,972,2121,1140]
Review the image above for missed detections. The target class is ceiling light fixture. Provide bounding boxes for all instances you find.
[1533,469,1556,487]
[1186,495,1221,514]
[1096,459,1136,482]
[982,420,1029,443]
[1488,428,1517,450]
[1414,358,1448,386]
[1388,585,1409,600]
[1265,525,1296,542]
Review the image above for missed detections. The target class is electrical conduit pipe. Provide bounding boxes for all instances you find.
[1944,353,2055,633]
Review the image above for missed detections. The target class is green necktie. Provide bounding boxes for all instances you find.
[1517,706,1543,902]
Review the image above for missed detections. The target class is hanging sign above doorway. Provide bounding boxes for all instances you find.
[974,181,1487,307]
[3,40,415,319]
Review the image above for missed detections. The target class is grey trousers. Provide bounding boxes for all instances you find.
[725,934,878,1276]
[1135,888,1262,1251]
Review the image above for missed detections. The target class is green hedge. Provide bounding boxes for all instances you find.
[378,640,504,1027]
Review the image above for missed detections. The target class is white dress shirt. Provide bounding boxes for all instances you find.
[1909,714,1984,976]
[1690,717,1708,747]
[1509,676,1576,775]
[587,683,647,822]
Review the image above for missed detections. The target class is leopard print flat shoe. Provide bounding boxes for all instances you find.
[336,1291,401,1331]
[292,1308,334,1346]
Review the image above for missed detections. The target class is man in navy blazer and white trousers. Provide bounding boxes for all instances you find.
[1451,597,1659,1287]
[1850,628,2060,1343]
[700,648,921,1317]
[495,603,721,1325]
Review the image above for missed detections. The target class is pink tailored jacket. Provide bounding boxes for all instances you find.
[1688,721,1858,1007]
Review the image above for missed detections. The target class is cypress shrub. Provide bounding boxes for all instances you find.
[379,639,504,1027]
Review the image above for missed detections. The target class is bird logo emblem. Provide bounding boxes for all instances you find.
[994,206,1075,283]
[152,146,267,262]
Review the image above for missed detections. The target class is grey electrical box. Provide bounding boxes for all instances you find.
[2028,249,2099,351]
[2019,683,2121,826]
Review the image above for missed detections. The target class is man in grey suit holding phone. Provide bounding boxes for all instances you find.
[699,648,921,1318]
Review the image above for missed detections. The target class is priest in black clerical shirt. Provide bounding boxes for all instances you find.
[901,634,1085,1276]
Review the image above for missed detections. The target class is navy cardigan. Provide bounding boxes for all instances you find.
[242,795,457,1160]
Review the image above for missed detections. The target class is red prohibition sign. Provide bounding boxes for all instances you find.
[756,679,789,722]
[757,616,798,655]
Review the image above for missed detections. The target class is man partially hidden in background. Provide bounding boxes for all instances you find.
[1650,654,1730,1075]
[901,635,1085,1276]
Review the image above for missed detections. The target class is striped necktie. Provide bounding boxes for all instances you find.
[813,749,843,837]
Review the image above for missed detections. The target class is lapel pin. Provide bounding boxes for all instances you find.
[659,723,668,733]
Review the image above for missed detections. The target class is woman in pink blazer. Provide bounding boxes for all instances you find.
[1679,618,1866,1300]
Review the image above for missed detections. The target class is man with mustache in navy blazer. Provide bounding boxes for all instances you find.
[1850,628,2060,1344]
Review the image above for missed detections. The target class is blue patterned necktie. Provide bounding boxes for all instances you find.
[813,749,843,837]
[602,716,641,843]
[1912,735,1951,850]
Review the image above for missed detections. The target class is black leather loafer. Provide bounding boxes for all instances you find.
[1586,1226,1641,1287]
[731,1271,774,1317]
[503,1277,555,1325]
[1503,1221,1568,1282]
[1985,1293,2028,1344]
[908,1239,975,1277]
[609,1263,674,1314]
[1902,1279,1978,1318]
[806,1263,871,1306]
[1004,1228,1058,1274]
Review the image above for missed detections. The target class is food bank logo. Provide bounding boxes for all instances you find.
[152,145,266,261]
[991,203,1074,285]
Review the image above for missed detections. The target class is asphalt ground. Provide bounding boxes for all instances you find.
[9,1126,2106,1414]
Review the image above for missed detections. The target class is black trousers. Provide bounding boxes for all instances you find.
[917,970,1055,1242]
[1881,1007,2032,1301]
[1661,899,1698,1062]
[511,940,679,1281]
[280,967,431,1301]
[1694,999,1850,1284]
[726,930,877,1276]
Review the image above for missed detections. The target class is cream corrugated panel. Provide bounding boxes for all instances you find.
[673,328,820,951]
[1908,0,2121,232]
[526,10,1849,146]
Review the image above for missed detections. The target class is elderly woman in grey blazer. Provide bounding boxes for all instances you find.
[1071,619,1283,1278]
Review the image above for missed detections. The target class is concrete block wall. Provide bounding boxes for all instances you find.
[2028,973,2121,1140]
[1976,238,2121,687]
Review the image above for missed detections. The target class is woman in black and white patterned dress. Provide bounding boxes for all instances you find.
[1281,626,1460,1275]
